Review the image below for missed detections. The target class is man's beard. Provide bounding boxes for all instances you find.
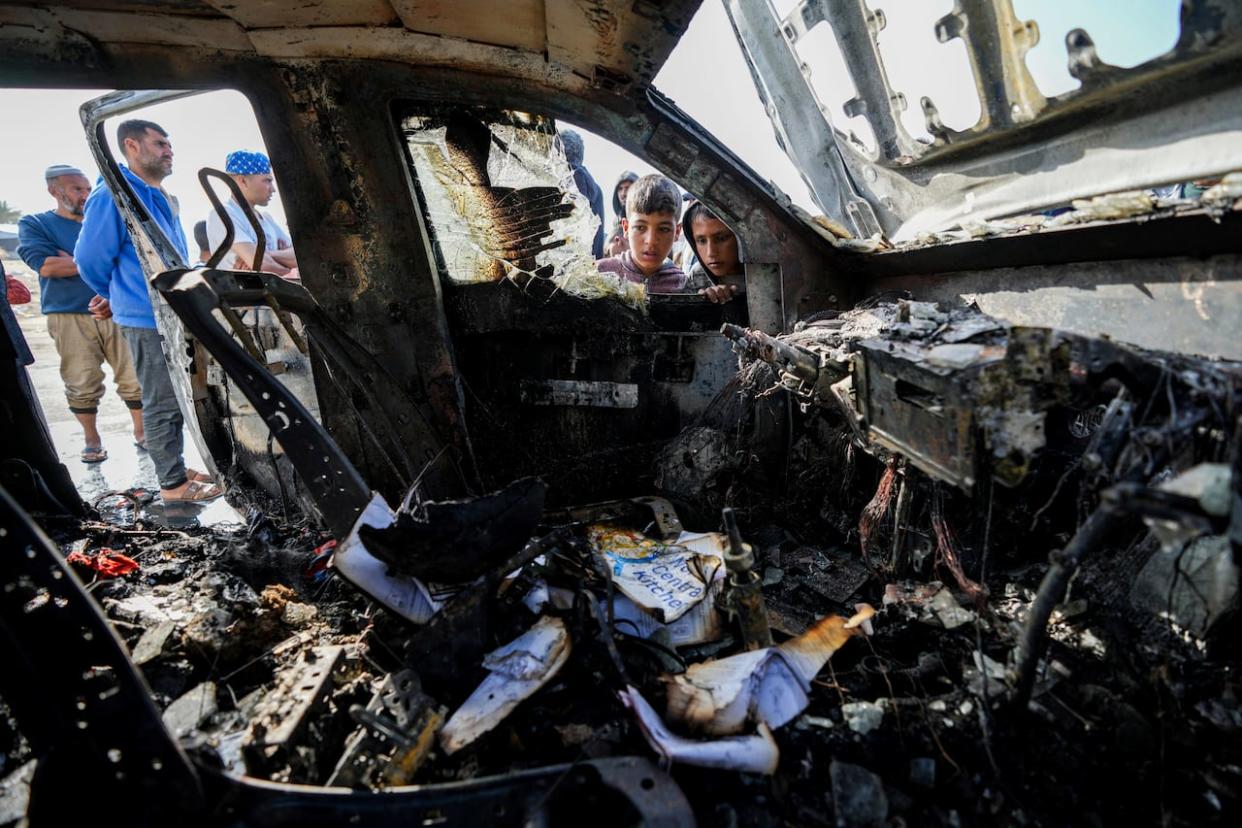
[139,156,171,180]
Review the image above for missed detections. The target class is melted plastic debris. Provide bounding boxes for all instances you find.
[1201,171,1242,212]
[662,610,867,737]
[440,616,571,754]
[959,214,1046,237]
[832,233,891,253]
[619,685,781,775]
[332,493,442,624]
[1045,190,1156,227]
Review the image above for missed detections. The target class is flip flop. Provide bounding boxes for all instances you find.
[162,479,224,503]
[81,446,108,463]
[128,486,156,505]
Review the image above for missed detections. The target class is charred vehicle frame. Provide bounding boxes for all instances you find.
[2,1,1242,825]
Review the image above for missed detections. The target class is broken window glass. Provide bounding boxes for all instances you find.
[396,105,645,308]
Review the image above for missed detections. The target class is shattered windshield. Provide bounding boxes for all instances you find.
[397,106,645,308]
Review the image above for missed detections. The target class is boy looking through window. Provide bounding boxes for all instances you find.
[683,200,743,304]
[596,174,686,293]
[603,170,639,258]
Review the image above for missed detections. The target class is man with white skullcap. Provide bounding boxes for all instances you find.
[18,163,144,463]
[204,150,297,277]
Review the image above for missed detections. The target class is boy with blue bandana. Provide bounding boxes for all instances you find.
[204,150,297,277]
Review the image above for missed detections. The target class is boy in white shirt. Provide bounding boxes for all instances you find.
[205,150,298,278]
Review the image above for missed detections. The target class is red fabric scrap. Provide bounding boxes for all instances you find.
[67,548,140,578]
[6,276,31,306]
[306,539,337,582]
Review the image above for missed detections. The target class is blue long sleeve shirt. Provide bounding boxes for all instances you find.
[75,165,188,329]
[16,212,96,315]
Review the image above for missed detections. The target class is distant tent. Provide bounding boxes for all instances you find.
[0,226,19,255]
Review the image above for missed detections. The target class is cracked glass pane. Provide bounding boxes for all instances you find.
[398,106,645,308]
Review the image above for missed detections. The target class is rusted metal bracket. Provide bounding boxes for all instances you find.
[328,670,443,788]
[783,0,917,161]
[152,265,471,528]
[151,268,374,536]
[724,0,885,239]
[934,0,1045,131]
[244,646,348,772]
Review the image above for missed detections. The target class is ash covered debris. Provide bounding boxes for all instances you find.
[5,300,1242,826]
[650,298,1242,822]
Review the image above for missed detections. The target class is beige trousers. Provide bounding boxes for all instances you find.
[46,313,142,413]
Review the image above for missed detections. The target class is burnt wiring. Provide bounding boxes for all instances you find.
[1009,363,1233,712]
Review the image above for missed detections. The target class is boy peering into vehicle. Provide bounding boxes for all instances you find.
[682,200,744,304]
[602,170,638,258]
[596,174,687,293]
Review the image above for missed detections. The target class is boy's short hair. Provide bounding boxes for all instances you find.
[684,201,717,228]
[626,174,682,218]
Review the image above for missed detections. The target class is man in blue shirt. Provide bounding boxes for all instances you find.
[18,164,144,463]
[76,119,222,502]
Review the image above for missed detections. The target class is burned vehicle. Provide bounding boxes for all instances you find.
[3,0,1242,825]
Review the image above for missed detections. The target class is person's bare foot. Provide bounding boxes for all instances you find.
[127,405,145,448]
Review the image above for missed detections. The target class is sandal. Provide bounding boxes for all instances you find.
[134,439,147,451]
[128,486,156,505]
[162,479,224,503]
[187,469,215,484]
[81,446,108,463]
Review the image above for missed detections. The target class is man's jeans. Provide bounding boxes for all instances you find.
[120,326,187,490]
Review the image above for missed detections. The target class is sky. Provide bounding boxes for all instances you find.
[0,89,282,238]
[0,0,1183,237]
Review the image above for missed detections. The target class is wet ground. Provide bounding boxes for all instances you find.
[5,253,240,528]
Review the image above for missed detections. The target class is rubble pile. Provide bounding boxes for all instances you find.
[5,300,1242,825]
[664,299,1242,823]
